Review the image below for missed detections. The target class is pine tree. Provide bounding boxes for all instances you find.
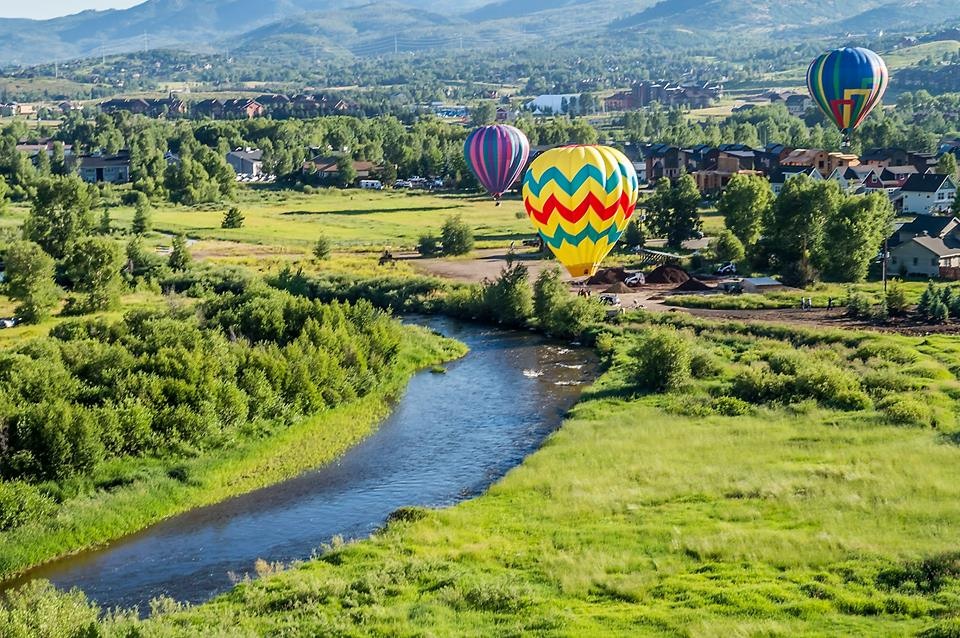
[917,282,937,319]
[168,233,191,271]
[131,195,152,235]
[98,207,111,235]
[221,206,244,229]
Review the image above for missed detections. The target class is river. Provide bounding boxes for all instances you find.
[7,316,597,612]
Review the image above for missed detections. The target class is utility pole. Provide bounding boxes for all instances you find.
[882,236,889,293]
[394,34,398,55]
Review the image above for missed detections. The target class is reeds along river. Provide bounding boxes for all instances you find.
[8,316,598,613]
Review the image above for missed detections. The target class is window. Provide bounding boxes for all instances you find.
[939,192,946,200]
[914,257,919,266]
[933,258,938,266]
[891,256,898,264]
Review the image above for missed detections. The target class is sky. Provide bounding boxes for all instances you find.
[0,0,141,20]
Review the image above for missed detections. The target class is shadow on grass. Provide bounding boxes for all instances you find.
[281,205,461,216]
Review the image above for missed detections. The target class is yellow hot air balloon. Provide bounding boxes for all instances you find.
[522,145,639,278]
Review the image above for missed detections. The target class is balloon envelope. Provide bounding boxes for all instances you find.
[807,47,889,137]
[463,125,530,200]
[522,145,638,278]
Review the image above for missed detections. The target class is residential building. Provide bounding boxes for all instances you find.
[78,151,131,184]
[784,94,811,117]
[860,147,909,168]
[898,173,958,215]
[603,81,722,112]
[302,155,381,182]
[643,144,684,182]
[781,148,859,175]
[226,148,264,177]
[693,152,762,194]
[887,216,960,278]
[769,166,823,196]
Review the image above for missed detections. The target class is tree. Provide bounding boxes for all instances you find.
[622,218,645,251]
[937,153,959,180]
[0,175,8,215]
[131,194,152,235]
[717,173,772,246]
[98,207,111,235]
[222,206,244,229]
[763,176,842,287]
[3,241,60,323]
[168,233,192,271]
[64,236,124,312]
[417,234,440,256]
[483,262,533,327]
[886,279,908,316]
[665,174,702,249]
[819,192,894,282]
[22,176,93,259]
[631,327,692,392]
[471,102,497,126]
[335,155,357,188]
[710,229,745,263]
[313,235,332,260]
[441,215,474,255]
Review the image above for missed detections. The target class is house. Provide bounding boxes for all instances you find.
[740,277,787,294]
[898,173,958,215]
[860,148,909,168]
[784,94,811,117]
[643,144,684,182]
[302,155,381,182]
[222,99,264,119]
[193,99,224,119]
[886,216,960,278]
[99,97,186,118]
[781,148,859,175]
[603,91,633,112]
[78,151,131,184]
[693,152,762,194]
[841,166,886,192]
[226,148,264,177]
[769,167,823,196]
[880,165,919,187]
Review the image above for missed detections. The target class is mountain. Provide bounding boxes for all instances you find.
[1,0,959,66]
[0,0,488,65]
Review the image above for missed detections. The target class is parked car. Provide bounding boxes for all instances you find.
[521,238,542,247]
[598,293,621,307]
[625,272,645,286]
[0,317,18,329]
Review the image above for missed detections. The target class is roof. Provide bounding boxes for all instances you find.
[781,148,824,165]
[769,166,819,184]
[888,215,960,247]
[228,148,263,161]
[305,156,379,173]
[906,235,960,258]
[885,165,919,174]
[860,147,906,162]
[901,173,955,193]
[79,152,130,168]
[742,277,783,287]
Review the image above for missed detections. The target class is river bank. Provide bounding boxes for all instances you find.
[0,323,465,583]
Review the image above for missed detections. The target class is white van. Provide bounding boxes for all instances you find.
[360,179,383,190]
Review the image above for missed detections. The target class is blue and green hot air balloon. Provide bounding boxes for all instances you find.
[807,47,889,145]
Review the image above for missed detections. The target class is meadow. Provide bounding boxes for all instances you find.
[664,281,931,310]
[107,188,534,251]
[16,308,960,636]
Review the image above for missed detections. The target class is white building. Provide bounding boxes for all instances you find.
[526,94,582,115]
[899,173,957,215]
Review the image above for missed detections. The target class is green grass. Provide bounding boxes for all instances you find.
[665,281,931,310]
[0,323,466,580]
[49,311,960,636]
[108,189,533,251]
[884,41,960,71]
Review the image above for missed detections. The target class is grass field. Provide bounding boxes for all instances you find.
[107,189,534,251]
[665,281,931,310]
[884,41,960,71]
[57,310,960,636]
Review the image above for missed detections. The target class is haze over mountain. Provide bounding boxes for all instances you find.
[0,0,959,66]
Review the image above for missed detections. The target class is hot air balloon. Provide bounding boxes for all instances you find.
[807,47,889,145]
[522,145,638,278]
[464,125,530,205]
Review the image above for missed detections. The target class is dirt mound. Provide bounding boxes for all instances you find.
[604,282,632,294]
[673,278,713,292]
[587,267,628,285]
[646,265,690,284]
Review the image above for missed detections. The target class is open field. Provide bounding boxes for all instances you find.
[885,41,960,71]
[65,310,960,636]
[108,189,534,251]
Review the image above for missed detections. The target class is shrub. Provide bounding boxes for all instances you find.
[631,328,692,392]
[712,396,751,416]
[417,234,440,256]
[221,206,244,229]
[878,395,933,426]
[930,299,949,324]
[313,235,332,261]
[846,292,872,318]
[482,263,533,327]
[690,347,722,378]
[862,370,919,396]
[885,279,908,315]
[710,229,745,264]
[440,215,474,255]
[0,480,55,531]
[854,342,918,365]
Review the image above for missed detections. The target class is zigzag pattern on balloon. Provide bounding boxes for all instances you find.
[537,220,625,250]
[523,165,624,199]
[525,191,636,226]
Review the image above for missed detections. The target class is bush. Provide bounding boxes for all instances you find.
[710,229,745,264]
[712,396,751,416]
[930,299,950,324]
[885,279,908,315]
[440,215,474,256]
[690,347,722,378]
[0,480,55,531]
[878,395,933,426]
[221,206,244,229]
[482,263,533,327]
[631,328,692,392]
[846,292,872,318]
[313,235,332,261]
[417,234,440,256]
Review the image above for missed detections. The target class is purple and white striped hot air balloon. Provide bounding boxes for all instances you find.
[463,125,530,206]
